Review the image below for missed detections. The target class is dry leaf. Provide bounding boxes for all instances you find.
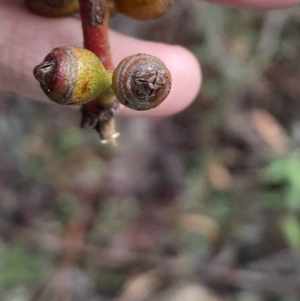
[180,214,219,241]
[251,109,289,154]
[207,161,232,190]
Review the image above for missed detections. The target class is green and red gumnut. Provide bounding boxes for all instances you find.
[34,47,172,111]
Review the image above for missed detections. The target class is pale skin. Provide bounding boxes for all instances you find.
[0,0,299,116]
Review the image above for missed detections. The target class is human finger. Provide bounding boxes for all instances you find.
[0,0,201,116]
[205,0,299,9]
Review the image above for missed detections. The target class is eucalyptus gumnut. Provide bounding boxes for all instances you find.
[111,53,172,111]
[113,0,173,20]
[25,0,79,17]
[34,46,112,105]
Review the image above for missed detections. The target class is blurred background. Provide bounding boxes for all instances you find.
[1,0,300,300]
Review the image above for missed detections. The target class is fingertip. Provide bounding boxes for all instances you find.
[206,0,300,9]
[148,46,201,116]
[163,46,202,116]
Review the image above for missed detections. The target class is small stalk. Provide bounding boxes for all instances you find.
[78,0,119,145]
[79,0,113,69]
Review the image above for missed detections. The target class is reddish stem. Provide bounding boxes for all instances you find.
[78,0,114,70]
[79,0,118,142]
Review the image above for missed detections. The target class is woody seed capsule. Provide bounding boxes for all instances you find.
[112,53,172,111]
[114,0,173,20]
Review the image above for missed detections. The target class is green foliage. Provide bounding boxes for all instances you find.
[208,191,233,225]
[0,245,43,292]
[264,151,300,248]
[95,267,126,296]
[55,127,88,157]
[3,287,29,301]
[96,198,138,239]
[55,193,77,224]
[264,151,300,210]
[182,231,209,263]
[22,156,49,185]
[281,214,300,249]
[260,190,282,208]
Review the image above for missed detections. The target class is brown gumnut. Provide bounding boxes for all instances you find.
[111,53,172,111]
